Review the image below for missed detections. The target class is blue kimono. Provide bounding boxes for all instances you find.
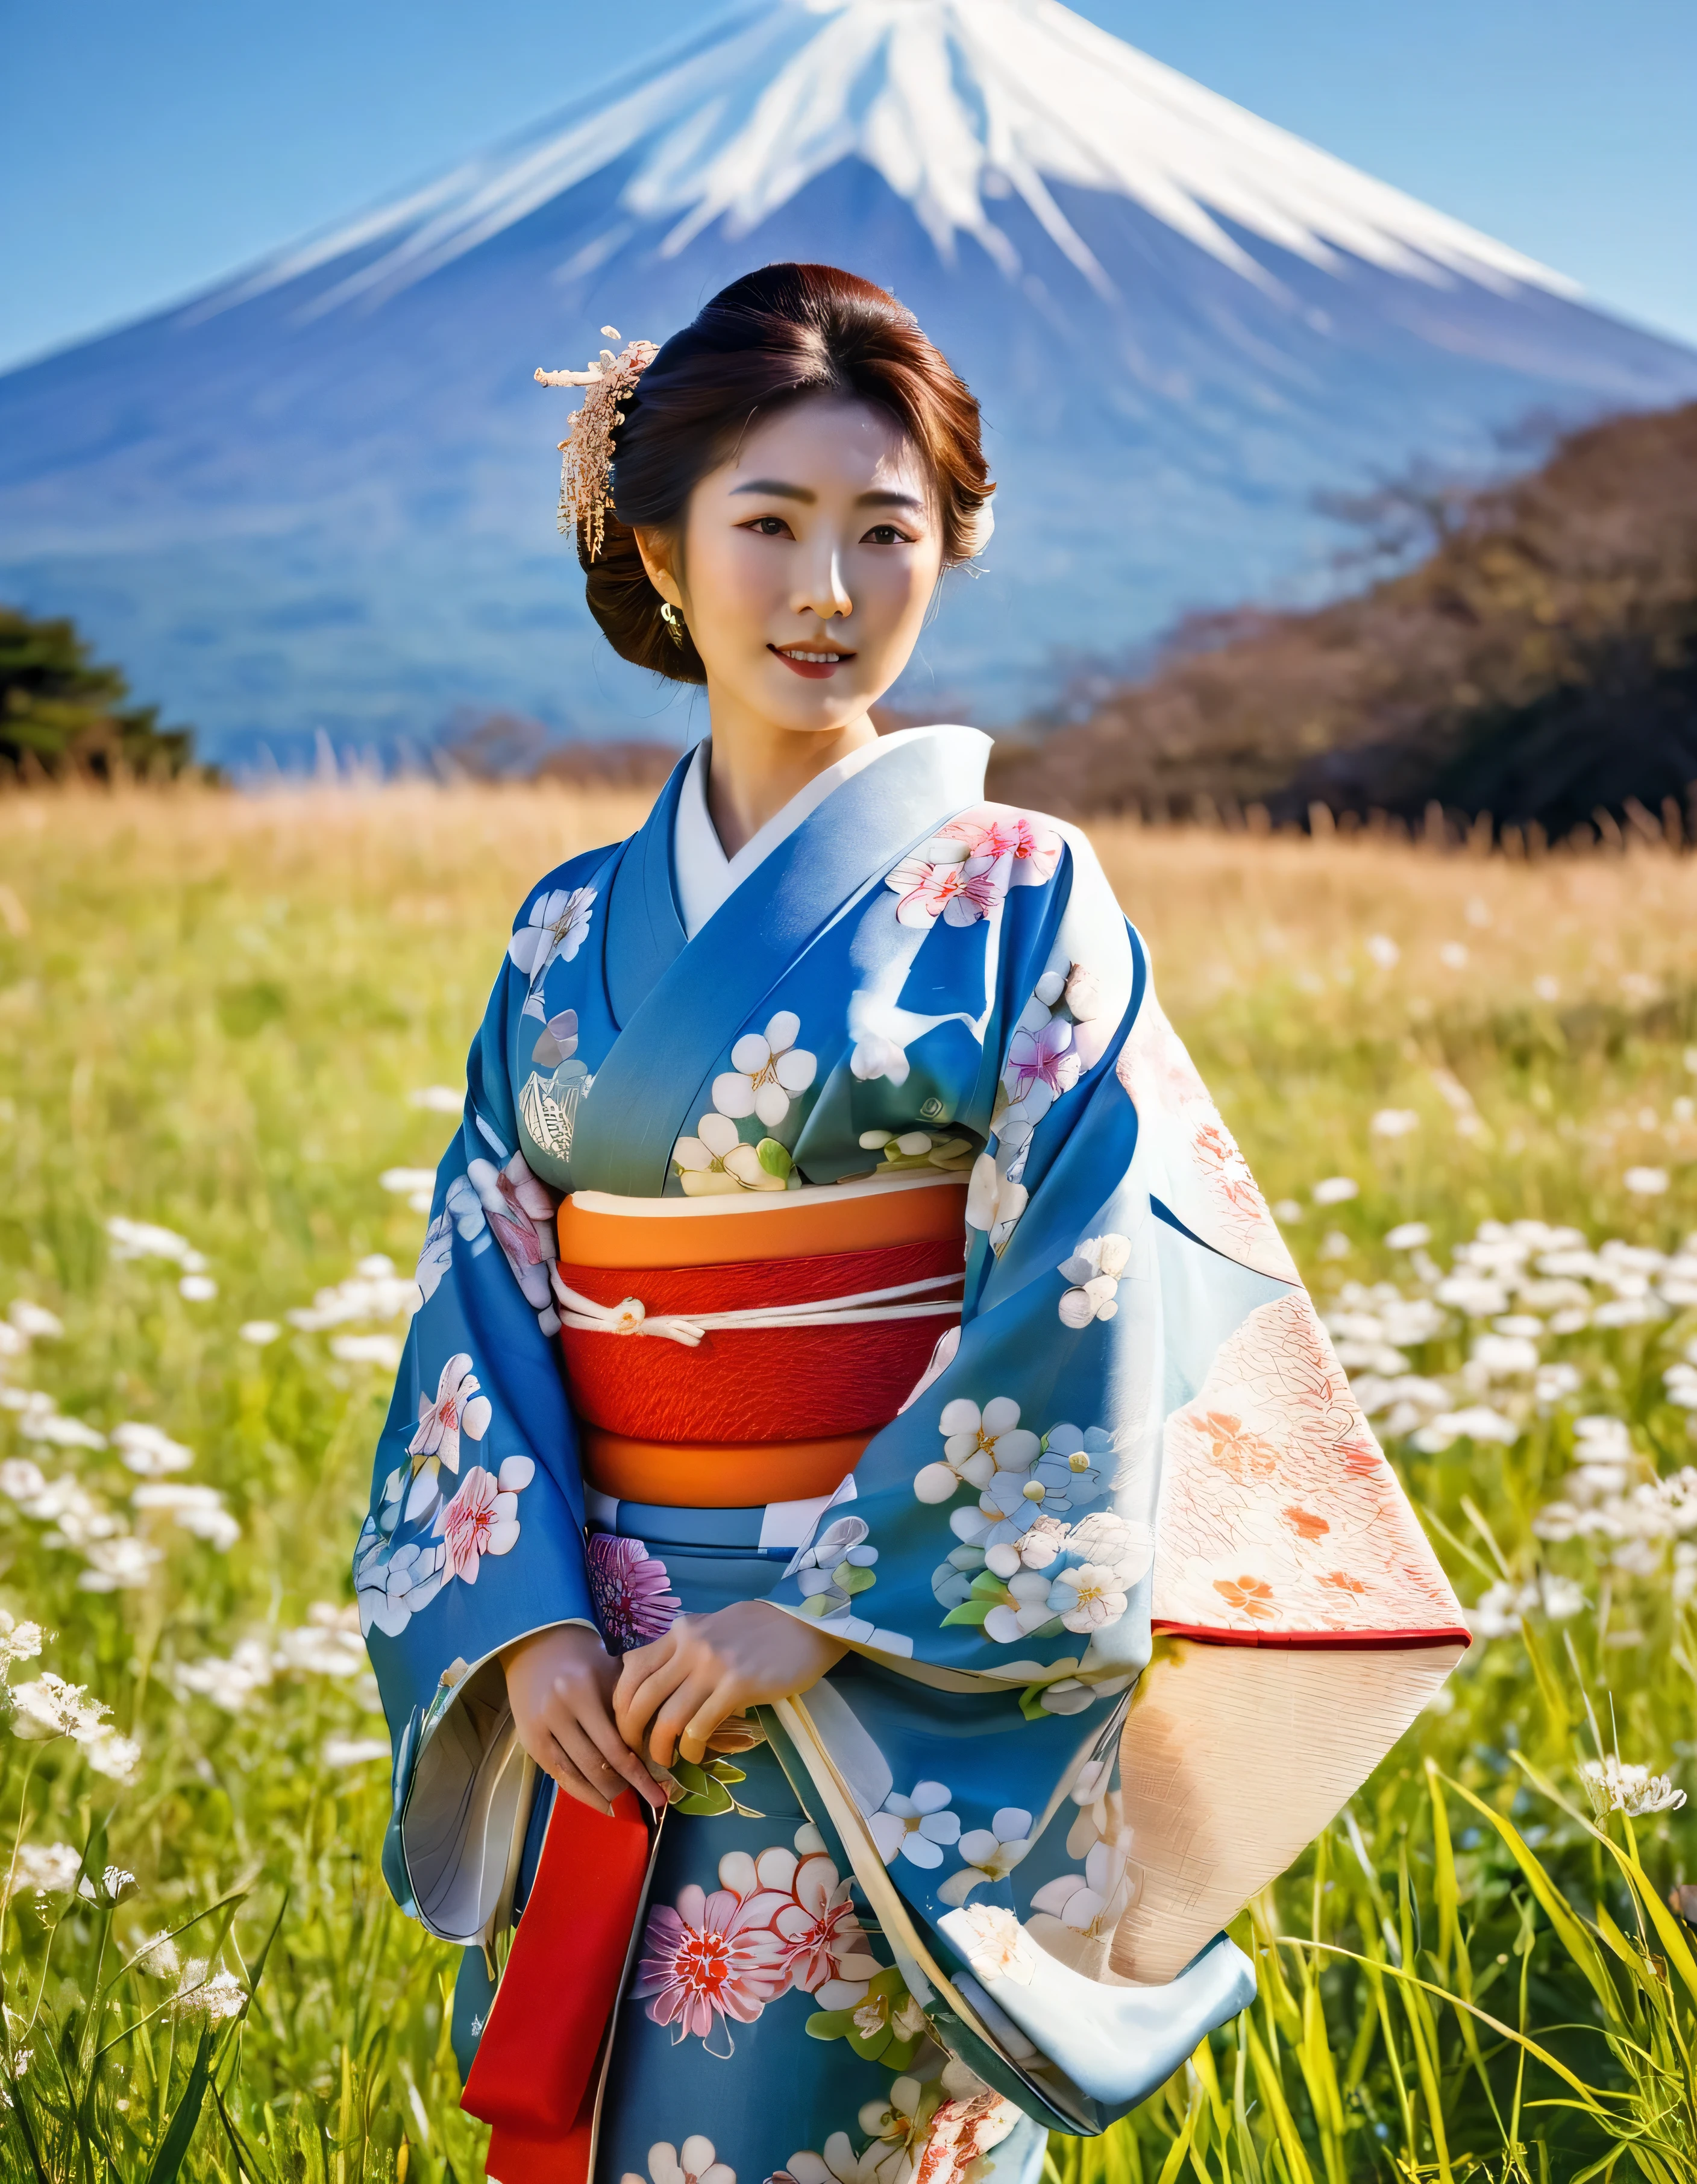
[357,728,1466,2184]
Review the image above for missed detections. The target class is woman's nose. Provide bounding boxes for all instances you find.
[792,542,853,623]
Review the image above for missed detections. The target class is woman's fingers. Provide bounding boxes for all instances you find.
[677,1678,745,1767]
[614,1654,694,1753]
[568,1678,667,1808]
[647,1670,723,1769]
[545,1733,615,1816]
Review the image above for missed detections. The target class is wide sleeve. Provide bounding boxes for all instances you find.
[356,871,598,1947]
[760,819,1463,2132]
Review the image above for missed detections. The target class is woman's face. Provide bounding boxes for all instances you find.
[641,395,945,735]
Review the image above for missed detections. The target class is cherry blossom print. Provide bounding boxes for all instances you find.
[868,1780,960,1871]
[914,1396,1041,1505]
[941,808,1061,886]
[1004,1018,1079,1104]
[1197,1411,1280,1482]
[937,1809,1032,1906]
[892,855,1002,930]
[632,1881,791,2056]
[712,1012,818,1128]
[1058,1233,1131,1328]
[1115,995,1298,1282]
[623,2137,736,2184]
[508,885,597,981]
[942,1902,1037,1985]
[415,1213,453,1304]
[404,1354,492,1522]
[963,1156,1027,1252]
[1211,1574,1276,1619]
[589,1534,680,1651]
[466,1150,558,1318]
[1046,1562,1127,1633]
[434,1459,530,1581]
[673,1111,792,1196]
[1155,1290,1466,1638]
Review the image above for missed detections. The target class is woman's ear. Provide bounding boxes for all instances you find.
[632,527,684,611]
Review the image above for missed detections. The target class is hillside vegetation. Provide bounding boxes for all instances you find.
[991,403,1697,838]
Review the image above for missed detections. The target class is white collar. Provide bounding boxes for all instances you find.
[671,725,964,940]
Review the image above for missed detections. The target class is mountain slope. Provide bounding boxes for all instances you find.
[4,0,1695,762]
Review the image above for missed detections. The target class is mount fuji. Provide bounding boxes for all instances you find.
[5,0,1696,764]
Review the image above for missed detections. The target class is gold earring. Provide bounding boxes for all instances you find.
[659,601,684,647]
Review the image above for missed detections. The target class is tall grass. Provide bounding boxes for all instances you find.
[1,783,1695,2179]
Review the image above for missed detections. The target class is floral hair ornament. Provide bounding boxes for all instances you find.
[535,327,660,562]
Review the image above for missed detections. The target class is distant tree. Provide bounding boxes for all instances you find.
[0,606,196,779]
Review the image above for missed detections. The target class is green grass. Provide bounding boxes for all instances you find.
[2,787,1696,2181]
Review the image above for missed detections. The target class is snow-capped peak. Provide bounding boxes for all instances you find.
[201,0,1576,325]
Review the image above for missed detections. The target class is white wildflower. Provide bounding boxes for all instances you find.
[1579,1756,1686,1819]
[1313,1176,1358,1205]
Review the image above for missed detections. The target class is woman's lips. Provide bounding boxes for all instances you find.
[769,643,855,681]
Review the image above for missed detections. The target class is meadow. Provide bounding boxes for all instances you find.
[2,782,1696,2182]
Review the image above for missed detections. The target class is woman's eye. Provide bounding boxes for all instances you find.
[863,524,912,546]
[744,516,792,538]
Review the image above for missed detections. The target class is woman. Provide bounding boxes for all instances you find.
[357,265,1466,2184]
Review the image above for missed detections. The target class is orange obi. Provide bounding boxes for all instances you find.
[554,1171,967,1507]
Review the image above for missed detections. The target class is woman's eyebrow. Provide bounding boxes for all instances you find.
[730,479,814,501]
[857,489,925,510]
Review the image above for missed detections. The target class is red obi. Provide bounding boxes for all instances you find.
[554,1170,968,1507]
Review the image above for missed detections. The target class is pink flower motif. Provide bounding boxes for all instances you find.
[407,1352,491,1471]
[771,1852,879,1994]
[633,1884,792,2056]
[436,1464,521,1582]
[895,855,1003,930]
[943,809,1061,886]
[1005,1017,1077,1100]
[589,1534,680,1651]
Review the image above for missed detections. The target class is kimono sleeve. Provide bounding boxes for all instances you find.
[355,871,598,1947]
[760,818,1463,2128]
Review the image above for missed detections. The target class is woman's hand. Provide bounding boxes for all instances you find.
[501,1624,666,1815]
[615,1602,847,1768]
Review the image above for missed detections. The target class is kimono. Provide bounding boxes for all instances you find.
[356,726,1467,2184]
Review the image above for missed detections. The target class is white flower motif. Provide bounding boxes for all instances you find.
[415,1213,454,1302]
[1579,1755,1686,1818]
[1065,1508,1154,1587]
[938,1808,1033,1906]
[787,1516,879,1621]
[964,1154,1028,1249]
[868,1780,960,1871]
[404,1353,492,1522]
[508,886,597,980]
[1029,1836,1138,1936]
[1057,1233,1132,1328]
[980,1571,1060,1645]
[434,1462,525,1581]
[711,1011,817,1128]
[947,1901,1038,1986]
[626,2139,735,2184]
[1046,1562,1128,1633]
[915,1396,1040,1505]
[671,1111,792,1194]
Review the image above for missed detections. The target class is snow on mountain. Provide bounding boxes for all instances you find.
[3,0,1694,762]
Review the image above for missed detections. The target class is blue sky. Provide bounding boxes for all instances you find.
[2,0,1693,374]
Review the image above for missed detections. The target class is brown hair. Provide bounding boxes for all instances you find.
[577,263,994,683]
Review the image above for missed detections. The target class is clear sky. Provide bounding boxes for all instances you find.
[2,0,1693,374]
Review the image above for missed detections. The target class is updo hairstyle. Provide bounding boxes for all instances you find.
[581,263,994,684]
